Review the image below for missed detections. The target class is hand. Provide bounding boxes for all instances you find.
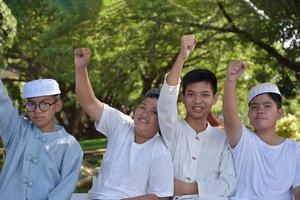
[174,178,198,196]
[74,48,91,69]
[178,34,197,61]
[226,61,247,82]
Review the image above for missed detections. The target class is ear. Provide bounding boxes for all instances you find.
[55,99,63,113]
[277,108,284,119]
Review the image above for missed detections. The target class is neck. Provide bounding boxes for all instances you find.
[185,116,207,133]
[41,125,56,133]
[255,129,284,145]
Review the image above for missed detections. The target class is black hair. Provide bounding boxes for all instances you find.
[144,88,160,99]
[267,93,282,108]
[248,92,282,109]
[182,69,217,95]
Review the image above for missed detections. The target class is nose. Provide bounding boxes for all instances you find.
[34,104,43,113]
[257,106,264,114]
[194,95,202,103]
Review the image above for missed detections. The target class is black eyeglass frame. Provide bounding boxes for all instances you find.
[24,98,58,112]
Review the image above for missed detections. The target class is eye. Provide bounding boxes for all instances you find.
[250,105,257,109]
[152,110,157,114]
[138,105,146,110]
[40,102,50,107]
[202,93,210,97]
[264,104,272,108]
[27,102,36,107]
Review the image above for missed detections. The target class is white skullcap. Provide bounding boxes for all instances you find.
[248,82,281,104]
[23,79,61,98]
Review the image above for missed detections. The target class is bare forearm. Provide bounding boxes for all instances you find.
[174,179,198,196]
[223,79,240,127]
[75,67,103,121]
[166,54,185,86]
[223,79,242,146]
[167,34,196,86]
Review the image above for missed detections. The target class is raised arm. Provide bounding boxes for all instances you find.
[74,48,104,122]
[166,34,197,86]
[223,61,247,147]
[157,35,196,147]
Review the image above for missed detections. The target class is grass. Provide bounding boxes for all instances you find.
[79,138,107,151]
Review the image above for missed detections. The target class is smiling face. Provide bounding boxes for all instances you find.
[182,81,218,122]
[133,97,159,144]
[248,94,283,133]
[26,95,63,132]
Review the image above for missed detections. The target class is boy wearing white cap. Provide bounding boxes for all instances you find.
[223,61,300,200]
[74,48,173,200]
[0,79,83,200]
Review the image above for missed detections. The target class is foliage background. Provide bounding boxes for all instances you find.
[0,0,300,191]
[1,0,299,139]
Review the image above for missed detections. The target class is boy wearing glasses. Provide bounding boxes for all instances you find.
[0,79,83,200]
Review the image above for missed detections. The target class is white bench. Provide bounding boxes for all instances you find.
[71,193,89,200]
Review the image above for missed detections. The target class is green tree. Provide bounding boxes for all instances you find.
[1,0,299,138]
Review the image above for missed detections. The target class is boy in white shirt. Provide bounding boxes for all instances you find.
[157,34,236,200]
[74,48,173,200]
[223,61,300,200]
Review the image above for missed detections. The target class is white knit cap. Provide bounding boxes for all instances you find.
[248,82,281,104]
[23,79,61,98]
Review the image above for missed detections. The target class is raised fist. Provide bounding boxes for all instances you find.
[74,48,91,69]
[226,61,247,81]
[179,34,197,61]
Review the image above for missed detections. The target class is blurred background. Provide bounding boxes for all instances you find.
[1,0,299,192]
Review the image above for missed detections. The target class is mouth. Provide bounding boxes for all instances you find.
[139,117,149,124]
[192,106,204,112]
[255,117,267,120]
[33,116,44,121]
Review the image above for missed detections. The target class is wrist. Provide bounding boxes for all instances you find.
[177,53,187,62]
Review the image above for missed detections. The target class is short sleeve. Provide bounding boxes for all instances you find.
[94,104,133,140]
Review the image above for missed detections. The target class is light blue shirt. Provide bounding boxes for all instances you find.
[0,80,83,200]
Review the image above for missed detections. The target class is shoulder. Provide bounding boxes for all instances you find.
[149,135,172,156]
[58,128,83,152]
[208,125,227,141]
[285,139,300,152]
[103,103,133,123]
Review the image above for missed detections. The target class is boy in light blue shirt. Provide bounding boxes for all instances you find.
[0,78,83,200]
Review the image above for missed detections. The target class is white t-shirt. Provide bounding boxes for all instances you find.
[157,79,236,200]
[230,125,300,200]
[89,104,174,200]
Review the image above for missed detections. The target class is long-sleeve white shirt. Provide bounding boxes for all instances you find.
[157,79,236,200]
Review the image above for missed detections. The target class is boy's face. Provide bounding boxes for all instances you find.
[26,95,62,132]
[133,97,159,144]
[182,81,217,121]
[248,94,283,132]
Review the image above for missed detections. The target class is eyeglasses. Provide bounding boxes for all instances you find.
[24,99,58,112]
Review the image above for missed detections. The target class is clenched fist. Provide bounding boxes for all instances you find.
[226,61,247,82]
[74,48,91,69]
[179,34,197,61]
